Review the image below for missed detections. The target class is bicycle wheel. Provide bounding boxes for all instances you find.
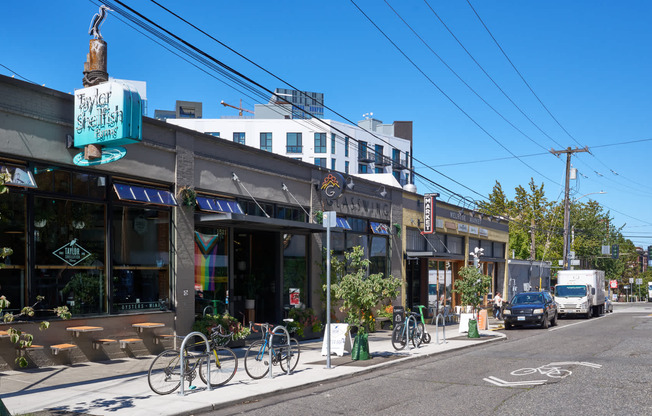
[391,323,406,350]
[244,339,270,379]
[199,346,238,387]
[410,318,423,348]
[148,349,182,395]
[511,367,538,376]
[278,338,300,373]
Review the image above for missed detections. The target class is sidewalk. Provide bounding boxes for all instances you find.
[1,322,505,416]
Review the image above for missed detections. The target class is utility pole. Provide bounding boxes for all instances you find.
[550,146,590,270]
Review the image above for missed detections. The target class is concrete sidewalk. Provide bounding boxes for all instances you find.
[1,322,504,416]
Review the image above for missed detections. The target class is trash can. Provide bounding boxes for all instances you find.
[393,305,405,326]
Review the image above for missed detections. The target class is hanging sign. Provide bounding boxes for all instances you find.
[422,193,438,234]
[52,239,91,267]
[74,81,142,148]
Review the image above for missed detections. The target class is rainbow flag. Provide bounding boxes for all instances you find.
[194,231,221,291]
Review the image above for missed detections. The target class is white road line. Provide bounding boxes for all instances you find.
[548,315,606,331]
[548,361,602,368]
[483,376,547,387]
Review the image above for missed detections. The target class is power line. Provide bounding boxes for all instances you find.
[349,0,561,187]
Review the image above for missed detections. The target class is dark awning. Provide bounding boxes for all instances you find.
[405,250,465,260]
[196,212,325,234]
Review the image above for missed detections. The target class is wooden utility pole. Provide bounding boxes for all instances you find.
[550,146,590,270]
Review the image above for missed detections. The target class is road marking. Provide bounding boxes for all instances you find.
[548,315,605,331]
[548,361,602,368]
[483,376,547,387]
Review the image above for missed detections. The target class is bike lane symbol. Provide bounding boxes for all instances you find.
[484,361,602,387]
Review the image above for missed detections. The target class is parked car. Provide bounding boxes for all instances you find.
[604,296,613,313]
[503,291,558,329]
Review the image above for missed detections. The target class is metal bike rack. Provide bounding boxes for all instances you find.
[202,305,214,317]
[178,331,212,396]
[434,313,446,344]
[269,325,291,379]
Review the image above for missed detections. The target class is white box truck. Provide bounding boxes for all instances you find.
[554,270,606,318]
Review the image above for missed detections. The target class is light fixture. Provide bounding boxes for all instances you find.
[346,177,354,190]
[282,183,289,191]
[232,172,239,182]
[72,220,86,230]
[379,186,387,198]
[34,219,47,228]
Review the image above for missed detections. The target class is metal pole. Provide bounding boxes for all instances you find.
[326,220,332,368]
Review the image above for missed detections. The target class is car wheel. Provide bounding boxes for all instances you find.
[551,312,558,326]
[541,316,549,329]
[504,321,512,330]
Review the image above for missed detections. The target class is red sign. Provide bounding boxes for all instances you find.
[289,288,300,306]
[610,280,618,289]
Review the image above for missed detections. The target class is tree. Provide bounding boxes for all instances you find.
[329,246,401,333]
[452,266,491,319]
[0,172,71,367]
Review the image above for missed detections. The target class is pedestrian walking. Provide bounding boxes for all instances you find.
[493,292,503,320]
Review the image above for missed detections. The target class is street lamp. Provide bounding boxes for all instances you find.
[563,191,606,270]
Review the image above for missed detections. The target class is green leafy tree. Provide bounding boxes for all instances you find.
[452,266,491,319]
[328,246,401,333]
[0,173,71,367]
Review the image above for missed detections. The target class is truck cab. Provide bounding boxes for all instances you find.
[554,284,594,318]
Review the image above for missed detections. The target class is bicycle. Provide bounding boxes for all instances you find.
[415,305,431,344]
[391,311,423,350]
[511,364,572,379]
[244,320,300,379]
[147,325,238,395]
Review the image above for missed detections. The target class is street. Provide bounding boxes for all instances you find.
[208,302,652,416]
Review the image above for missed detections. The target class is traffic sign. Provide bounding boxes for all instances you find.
[636,278,643,285]
[629,278,634,283]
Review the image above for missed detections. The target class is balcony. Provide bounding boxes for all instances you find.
[392,158,408,170]
[358,150,374,163]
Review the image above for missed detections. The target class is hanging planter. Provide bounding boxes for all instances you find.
[178,186,197,207]
[393,223,402,238]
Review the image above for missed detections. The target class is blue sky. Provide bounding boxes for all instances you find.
[2,1,652,249]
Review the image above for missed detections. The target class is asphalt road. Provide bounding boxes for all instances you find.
[206,302,652,416]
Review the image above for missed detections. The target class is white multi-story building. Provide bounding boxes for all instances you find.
[160,94,414,187]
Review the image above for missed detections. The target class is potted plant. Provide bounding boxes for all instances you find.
[452,266,491,338]
[178,186,197,207]
[192,312,251,347]
[329,246,401,360]
[288,307,323,339]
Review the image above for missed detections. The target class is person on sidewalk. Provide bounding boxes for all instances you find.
[493,292,503,320]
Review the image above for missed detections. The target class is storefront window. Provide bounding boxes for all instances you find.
[369,236,387,275]
[0,192,26,313]
[194,227,228,315]
[283,234,307,310]
[33,197,106,316]
[112,206,169,313]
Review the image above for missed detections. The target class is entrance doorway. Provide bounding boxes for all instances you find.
[233,230,279,324]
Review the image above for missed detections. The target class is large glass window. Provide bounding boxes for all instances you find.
[194,227,229,315]
[283,234,307,309]
[33,197,106,316]
[345,161,349,174]
[369,236,388,276]
[260,132,272,152]
[331,134,336,154]
[112,206,170,313]
[0,192,26,313]
[314,133,327,153]
[345,137,349,157]
[286,133,302,153]
[314,158,326,168]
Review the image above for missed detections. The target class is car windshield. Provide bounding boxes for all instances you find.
[555,285,587,297]
[512,293,544,304]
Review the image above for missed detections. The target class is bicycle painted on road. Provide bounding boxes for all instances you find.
[510,361,602,379]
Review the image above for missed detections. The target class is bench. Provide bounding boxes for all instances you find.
[0,330,9,338]
[119,338,143,349]
[132,322,165,333]
[51,343,77,355]
[154,334,175,345]
[93,339,117,350]
[66,326,103,337]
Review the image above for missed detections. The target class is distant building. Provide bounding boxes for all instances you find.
[154,100,203,120]
[160,91,414,187]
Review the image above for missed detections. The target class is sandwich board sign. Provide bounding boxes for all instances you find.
[321,323,352,357]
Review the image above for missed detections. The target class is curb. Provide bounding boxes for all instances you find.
[208,334,505,413]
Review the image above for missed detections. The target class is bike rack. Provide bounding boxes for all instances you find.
[434,313,446,344]
[202,305,214,317]
[178,331,212,396]
[269,325,291,379]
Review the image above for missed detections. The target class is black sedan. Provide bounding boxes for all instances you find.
[502,291,558,329]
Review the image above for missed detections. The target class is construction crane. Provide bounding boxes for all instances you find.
[220,99,254,117]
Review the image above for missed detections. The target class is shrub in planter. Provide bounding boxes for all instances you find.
[288,307,323,338]
[193,312,251,341]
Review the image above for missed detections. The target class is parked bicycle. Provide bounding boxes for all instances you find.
[244,320,300,379]
[147,325,238,395]
[415,305,431,344]
[391,311,423,350]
